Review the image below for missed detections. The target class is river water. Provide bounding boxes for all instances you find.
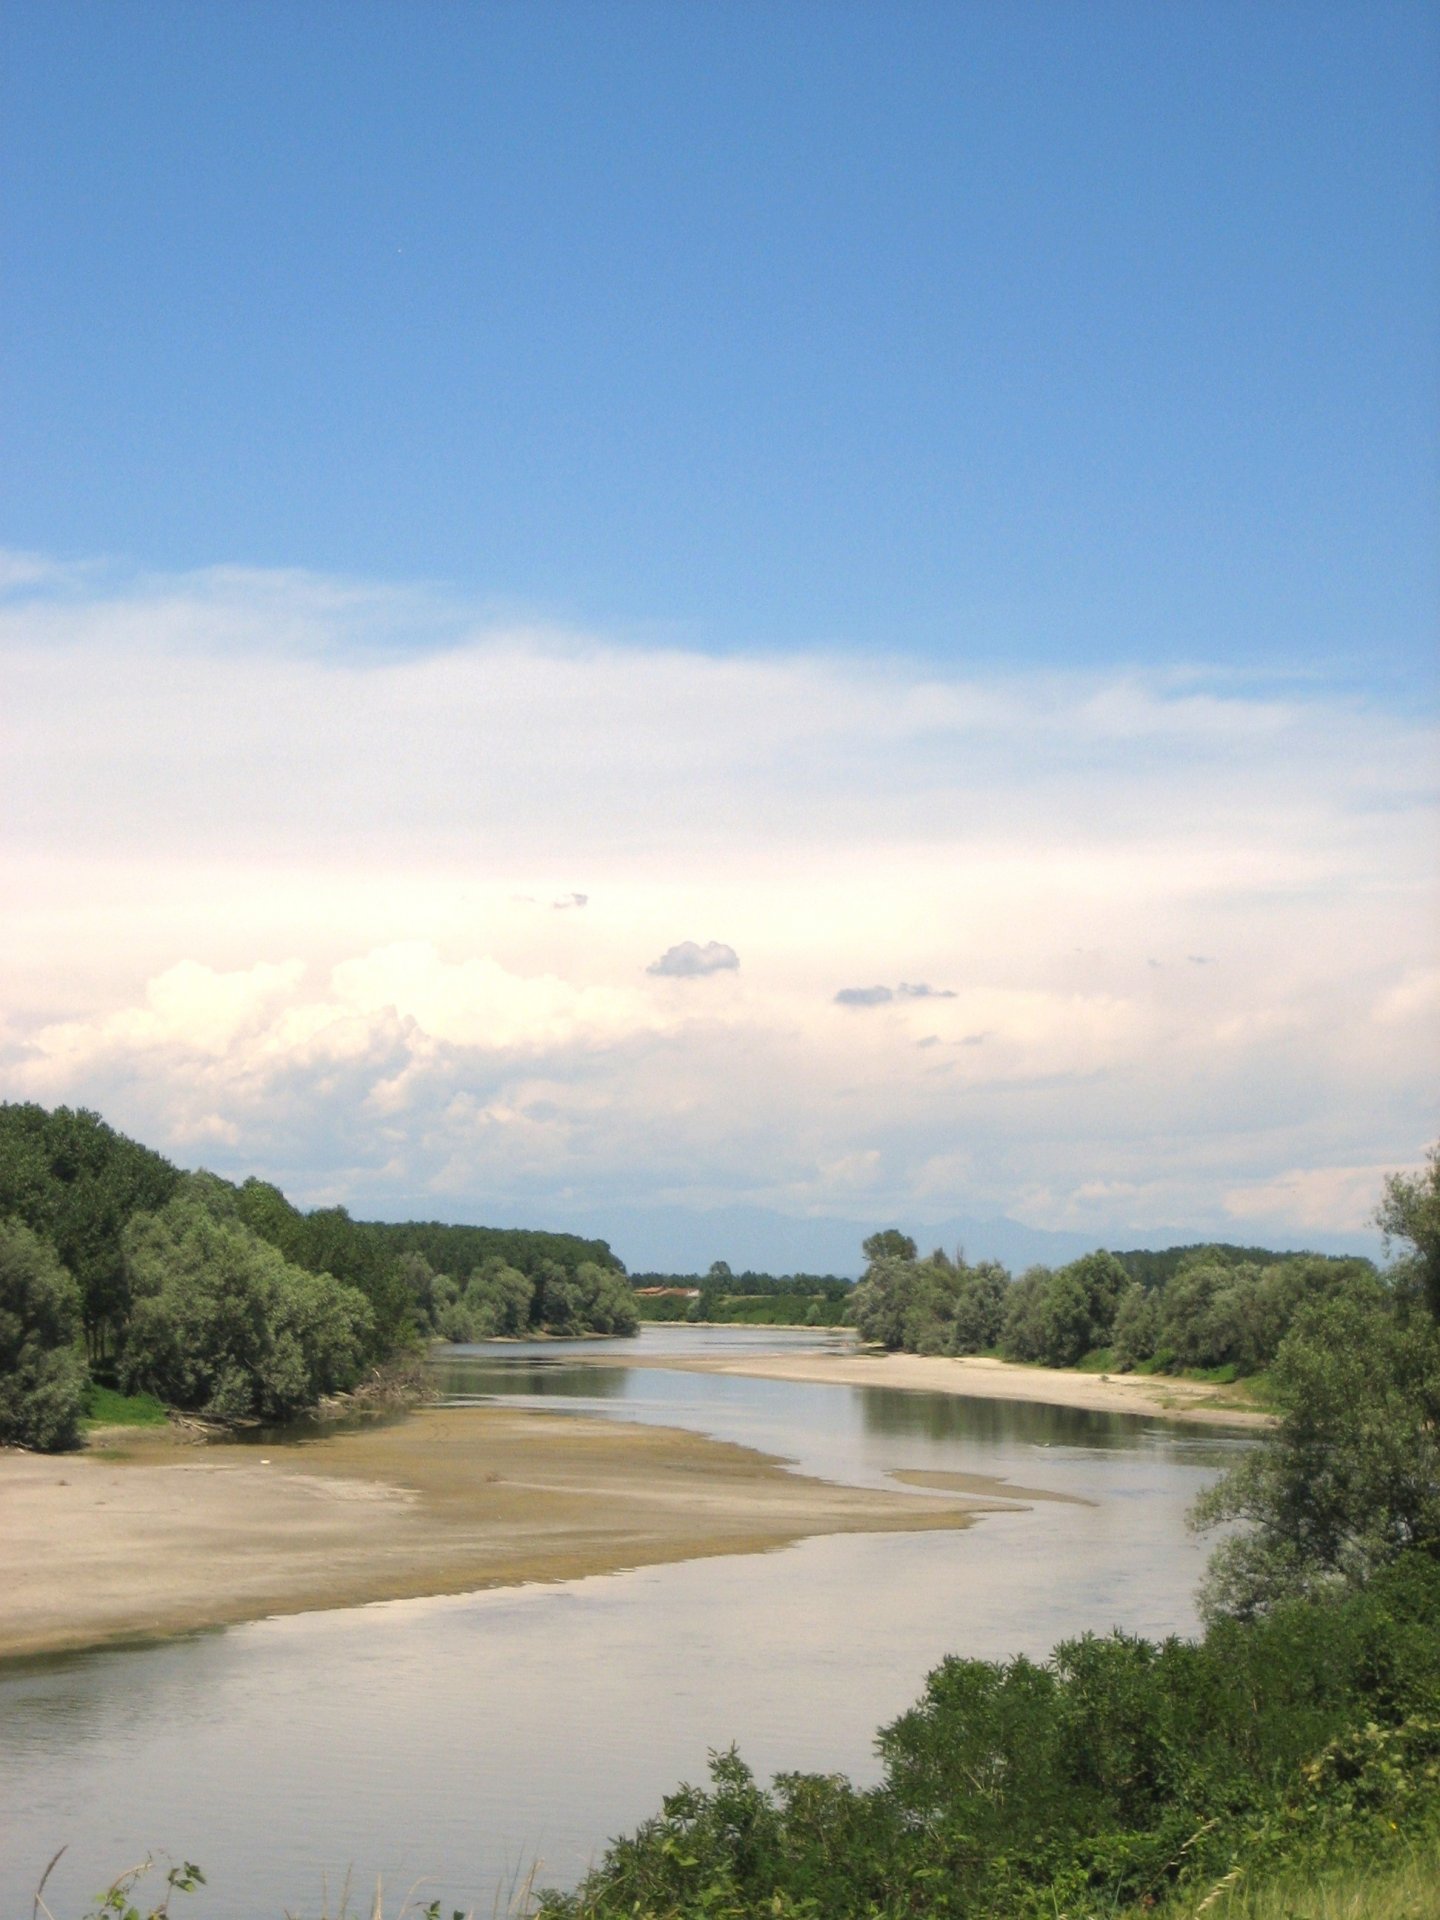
[0,1329,1247,1918]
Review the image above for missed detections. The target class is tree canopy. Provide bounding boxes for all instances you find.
[0,1217,88,1450]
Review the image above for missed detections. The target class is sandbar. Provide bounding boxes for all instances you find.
[0,1405,997,1662]
[597,1347,1271,1426]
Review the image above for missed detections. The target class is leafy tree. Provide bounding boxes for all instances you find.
[395,1249,438,1329]
[1157,1258,1236,1369]
[0,1103,179,1364]
[434,1259,535,1340]
[235,1179,412,1362]
[950,1260,1009,1353]
[1193,1289,1440,1621]
[1033,1268,1093,1368]
[120,1178,373,1421]
[1376,1141,1440,1319]
[1064,1250,1129,1345]
[1110,1282,1159,1368]
[861,1228,917,1264]
[0,1217,88,1450]
[999,1265,1053,1362]
[849,1253,934,1349]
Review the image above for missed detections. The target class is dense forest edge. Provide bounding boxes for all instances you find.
[0,1100,636,1446]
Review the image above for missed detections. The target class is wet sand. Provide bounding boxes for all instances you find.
[601,1347,1272,1426]
[0,1405,998,1661]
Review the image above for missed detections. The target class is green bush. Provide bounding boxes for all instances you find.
[538,1558,1440,1920]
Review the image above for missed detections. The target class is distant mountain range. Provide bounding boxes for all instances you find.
[494,1200,1385,1280]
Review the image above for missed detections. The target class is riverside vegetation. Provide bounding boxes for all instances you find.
[0,1101,635,1449]
[7,1126,1438,1916]
[52,1151,1440,1920]
[530,1153,1440,1920]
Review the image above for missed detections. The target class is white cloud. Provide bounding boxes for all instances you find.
[0,558,1434,1248]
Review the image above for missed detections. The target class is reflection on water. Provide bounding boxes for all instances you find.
[0,1328,1248,1920]
[433,1356,631,1401]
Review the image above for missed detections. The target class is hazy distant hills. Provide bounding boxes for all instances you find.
[500,1201,1385,1281]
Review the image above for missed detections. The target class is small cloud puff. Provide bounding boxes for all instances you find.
[647,940,739,979]
[552,892,588,910]
[836,981,956,1008]
[1188,954,1217,966]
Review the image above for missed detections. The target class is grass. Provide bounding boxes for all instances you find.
[82,1384,170,1429]
[1154,1834,1440,1919]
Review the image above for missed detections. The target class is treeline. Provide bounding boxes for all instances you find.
[849,1228,1380,1379]
[0,1103,635,1450]
[630,1262,852,1326]
[539,1155,1440,1919]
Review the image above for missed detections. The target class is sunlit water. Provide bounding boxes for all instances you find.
[0,1329,1248,1918]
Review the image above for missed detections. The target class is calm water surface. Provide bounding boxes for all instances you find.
[0,1329,1248,1918]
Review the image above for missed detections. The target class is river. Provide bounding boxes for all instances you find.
[0,1328,1247,1918]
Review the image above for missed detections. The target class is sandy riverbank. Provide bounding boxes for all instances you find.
[0,1404,1006,1662]
[597,1347,1272,1426]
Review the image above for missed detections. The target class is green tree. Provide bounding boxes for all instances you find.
[1110,1281,1159,1368]
[861,1228,917,1264]
[1193,1289,1440,1621]
[120,1179,372,1421]
[0,1103,179,1364]
[999,1265,1054,1362]
[1063,1249,1129,1346]
[848,1253,926,1348]
[0,1217,88,1450]
[1377,1142,1440,1319]
[950,1260,1009,1353]
[1034,1269,1093,1367]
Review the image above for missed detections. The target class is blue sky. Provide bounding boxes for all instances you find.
[4,1,1436,677]
[2,3,1436,1267]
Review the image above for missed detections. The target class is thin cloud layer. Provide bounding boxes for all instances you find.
[1,555,1435,1250]
[837,982,957,1007]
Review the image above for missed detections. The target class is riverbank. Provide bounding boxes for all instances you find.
[0,1404,1001,1661]
[599,1347,1272,1426]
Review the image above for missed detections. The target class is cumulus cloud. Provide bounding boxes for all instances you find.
[647,940,740,979]
[0,554,1434,1248]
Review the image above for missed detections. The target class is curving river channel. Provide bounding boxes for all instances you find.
[0,1328,1249,1918]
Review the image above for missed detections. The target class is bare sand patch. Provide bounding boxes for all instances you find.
[598,1347,1271,1426]
[0,1406,989,1661]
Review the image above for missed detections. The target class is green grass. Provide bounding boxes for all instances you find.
[82,1384,170,1428]
[1075,1347,1116,1372]
[1152,1834,1440,1920]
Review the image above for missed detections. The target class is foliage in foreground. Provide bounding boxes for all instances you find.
[1194,1288,1440,1621]
[537,1555,1440,1919]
